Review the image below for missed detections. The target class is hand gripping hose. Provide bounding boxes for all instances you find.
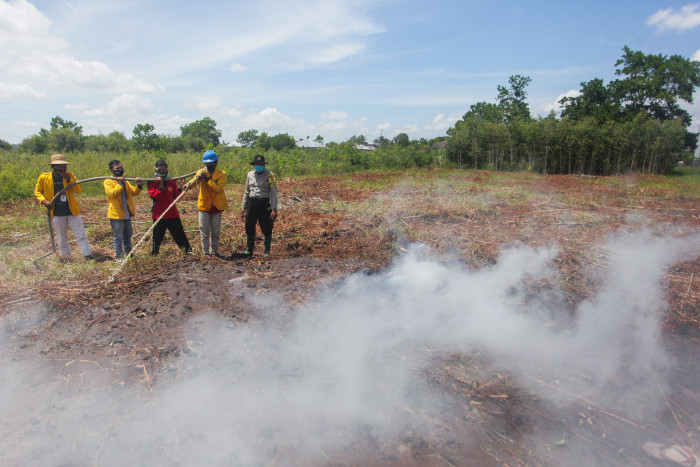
[33,171,198,268]
[107,172,204,282]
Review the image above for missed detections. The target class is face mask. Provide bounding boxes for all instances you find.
[112,168,124,177]
[254,165,265,173]
[205,163,217,172]
[155,167,168,178]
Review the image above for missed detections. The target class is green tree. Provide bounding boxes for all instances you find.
[237,129,259,147]
[180,117,221,146]
[47,128,83,153]
[393,133,410,147]
[497,75,532,122]
[39,116,83,138]
[85,131,130,153]
[314,135,324,145]
[613,45,700,127]
[19,134,48,154]
[269,133,297,150]
[347,135,368,145]
[374,135,390,147]
[0,138,12,150]
[258,132,271,150]
[463,101,504,124]
[132,123,162,151]
[560,78,621,123]
[32,116,85,153]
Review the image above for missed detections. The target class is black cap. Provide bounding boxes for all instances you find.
[251,154,267,165]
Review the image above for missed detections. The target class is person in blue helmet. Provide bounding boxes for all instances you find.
[184,150,228,258]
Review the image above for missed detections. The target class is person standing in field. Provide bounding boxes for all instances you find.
[147,160,192,255]
[183,150,228,258]
[104,160,142,259]
[34,154,94,261]
[241,154,278,256]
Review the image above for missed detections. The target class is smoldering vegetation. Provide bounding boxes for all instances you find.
[0,229,698,465]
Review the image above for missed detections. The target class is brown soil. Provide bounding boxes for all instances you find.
[1,169,699,466]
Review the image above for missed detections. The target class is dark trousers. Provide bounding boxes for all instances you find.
[245,198,273,236]
[152,217,191,254]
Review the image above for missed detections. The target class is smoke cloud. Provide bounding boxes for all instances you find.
[0,229,698,465]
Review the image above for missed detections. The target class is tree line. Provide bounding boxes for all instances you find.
[14,117,226,155]
[446,46,700,174]
[2,46,697,176]
[5,116,443,156]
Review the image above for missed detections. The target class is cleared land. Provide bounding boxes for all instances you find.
[0,169,699,466]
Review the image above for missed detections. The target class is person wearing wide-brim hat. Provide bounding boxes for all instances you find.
[34,154,93,261]
[240,154,278,256]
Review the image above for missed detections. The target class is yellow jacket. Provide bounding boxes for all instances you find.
[104,179,142,219]
[188,168,228,211]
[34,172,81,218]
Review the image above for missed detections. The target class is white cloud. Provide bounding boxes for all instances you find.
[240,107,307,134]
[150,114,192,136]
[423,112,461,133]
[398,124,418,135]
[693,49,700,61]
[320,110,349,120]
[537,89,580,115]
[186,96,221,111]
[230,63,247,72]
[64,102,89,110]
[0,81,45,99]
[0,0,158,94]
[305,42,366,65]
[647,4,700,33]
[84,94,154,117]
[226,108,243,118]
[184,96,243,120]
[209,0,384,70]
[317,113,368,140]
[0,0,63,54]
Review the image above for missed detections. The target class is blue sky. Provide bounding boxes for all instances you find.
[1,0,700,145]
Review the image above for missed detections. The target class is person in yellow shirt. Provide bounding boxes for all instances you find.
[104,160,142,259]
[183,150,228,258]
[34,154,93,261]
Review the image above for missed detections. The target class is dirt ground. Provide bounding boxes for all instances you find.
[1,169,699,466]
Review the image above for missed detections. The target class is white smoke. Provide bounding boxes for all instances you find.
[0,229,698,465]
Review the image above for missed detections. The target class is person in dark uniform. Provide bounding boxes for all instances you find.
[240,155,277,255]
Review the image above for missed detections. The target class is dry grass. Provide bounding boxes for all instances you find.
[1,168,699,466]
[2,169,698,329]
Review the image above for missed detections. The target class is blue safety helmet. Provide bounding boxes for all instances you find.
[202,150,218,163]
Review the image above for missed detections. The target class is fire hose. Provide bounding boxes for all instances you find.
[33,171,199,268]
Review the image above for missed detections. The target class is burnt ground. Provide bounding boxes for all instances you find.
[1,169,699,466]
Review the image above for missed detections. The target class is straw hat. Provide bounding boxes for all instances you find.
[48,154,70,165]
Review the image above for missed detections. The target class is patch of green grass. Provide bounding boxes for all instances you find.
[345,177,397,190]
[669,166,700,180]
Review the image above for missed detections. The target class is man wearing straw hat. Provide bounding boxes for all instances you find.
[34,154,94,261]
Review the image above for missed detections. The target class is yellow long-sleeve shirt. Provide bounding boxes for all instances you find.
[188,167,228,212]
[34,172,81,218]
[104,179,142,219]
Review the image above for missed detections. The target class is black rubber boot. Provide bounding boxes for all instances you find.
[264,236,272,255]
[243,234,255,256]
